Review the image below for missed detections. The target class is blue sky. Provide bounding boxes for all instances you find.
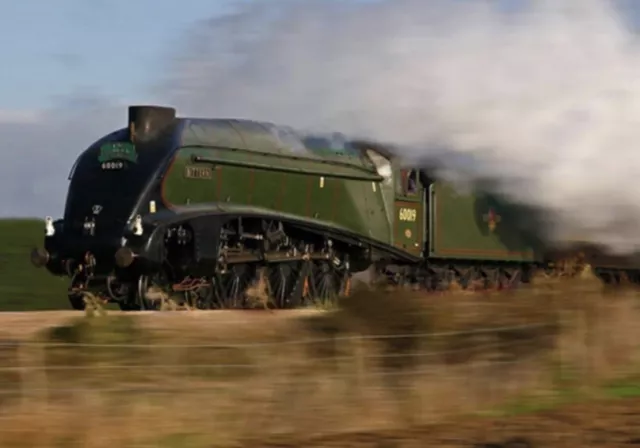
[0,0,241,111]
[0,0,537,113]
[0,0,639,220]
[2,0,636,114]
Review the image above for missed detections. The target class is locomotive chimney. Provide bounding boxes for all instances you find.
[128,105,176,143]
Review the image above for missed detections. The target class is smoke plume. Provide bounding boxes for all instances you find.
[164,0,640,254]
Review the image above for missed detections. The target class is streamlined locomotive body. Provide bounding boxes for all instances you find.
[30,105,636,310]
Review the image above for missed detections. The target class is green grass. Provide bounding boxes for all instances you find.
[0,218,69,310]
[601,379,640,398]
[481,376,640,419]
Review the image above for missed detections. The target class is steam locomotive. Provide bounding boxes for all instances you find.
[30,105,637,310]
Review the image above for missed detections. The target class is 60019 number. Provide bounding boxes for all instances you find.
[398,208,417,222]
[101,161,124,170]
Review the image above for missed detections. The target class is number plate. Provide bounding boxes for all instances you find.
[101,161,125,170]
[398,207,417,222]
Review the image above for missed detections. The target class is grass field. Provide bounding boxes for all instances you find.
[0,219,69,311]
[0,270,639,447]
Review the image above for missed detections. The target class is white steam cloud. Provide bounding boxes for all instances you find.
[164,0,640,254]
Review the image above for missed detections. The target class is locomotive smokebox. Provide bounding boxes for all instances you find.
[128,105,176,143]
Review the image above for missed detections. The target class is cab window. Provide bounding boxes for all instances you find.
[397,169,420,197]
[407,170,419,195]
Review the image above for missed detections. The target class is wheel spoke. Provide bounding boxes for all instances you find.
[136,272,170,310]
[302,260,349,306]
[265,262,300,308]
[215,264,254,309]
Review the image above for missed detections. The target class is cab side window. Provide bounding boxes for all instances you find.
[406,169,419,196]
[397,169,420,197]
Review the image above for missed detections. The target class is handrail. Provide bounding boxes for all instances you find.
[191,153,384,182]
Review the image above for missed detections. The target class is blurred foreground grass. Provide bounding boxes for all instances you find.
[0,268,640,446]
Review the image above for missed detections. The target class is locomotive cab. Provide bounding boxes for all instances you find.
[392,167,426,256]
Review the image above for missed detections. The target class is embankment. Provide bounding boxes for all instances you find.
[0,271,638,447]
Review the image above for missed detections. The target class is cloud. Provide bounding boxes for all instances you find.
[0,110,42,124]
[162,0,640,254]
[0,97,125,218]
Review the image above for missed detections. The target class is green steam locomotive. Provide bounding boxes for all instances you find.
[30,105,636,310]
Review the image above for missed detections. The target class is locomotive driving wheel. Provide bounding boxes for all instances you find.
[213,263,256,309]
[67,271,89,311]
[108,276,139,311]
[182,281,215,310]
[265,262,303,308]
[136,271,171,310]
[302,259,351,307]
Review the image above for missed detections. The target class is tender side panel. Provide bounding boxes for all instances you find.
[160,147,393,246]
[429,182,542,262]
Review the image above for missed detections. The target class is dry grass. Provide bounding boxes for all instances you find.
[1,268,640,446]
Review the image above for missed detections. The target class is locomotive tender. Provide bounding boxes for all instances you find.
[30,105,634,310]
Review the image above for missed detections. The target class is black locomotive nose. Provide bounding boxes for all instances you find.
[30,247,50,268]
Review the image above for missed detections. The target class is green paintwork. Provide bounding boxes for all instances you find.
[428,182,544,262]
[156,116,547,262]
[70,113,550,264]
[162,119,393,244]
[392,171,425,256]
[98,142,138,163]
[179,119,372,170]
